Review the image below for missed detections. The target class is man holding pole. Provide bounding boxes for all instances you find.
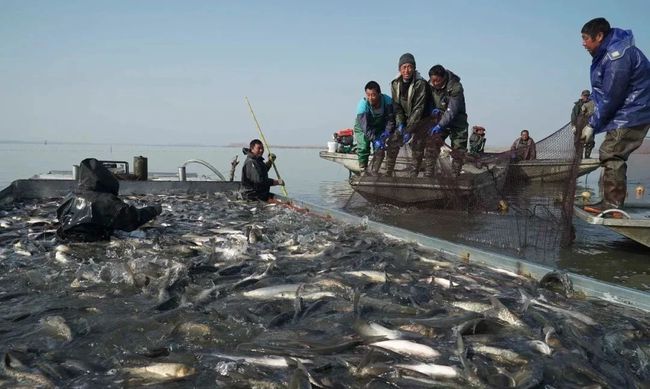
[240,139,285,201]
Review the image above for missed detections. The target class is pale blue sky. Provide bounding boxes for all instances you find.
[1,0,648,147]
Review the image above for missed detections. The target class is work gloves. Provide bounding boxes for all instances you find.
[397,124,412,145]
[428,125,443,137]
[268,153,276,162]
[274,178,285,186]
[372,139,385,151]
[580,125,594,142]
[431,108,442,117]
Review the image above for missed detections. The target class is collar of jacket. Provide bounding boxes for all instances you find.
[247,153,265,162]
[394,71,424,108]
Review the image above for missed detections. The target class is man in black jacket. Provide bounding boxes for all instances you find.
[240,139,285,201]
[56,158,162,241]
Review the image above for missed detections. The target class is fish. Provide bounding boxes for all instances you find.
[353,320,402,340]
[242,284,336,301]
[205,352,311,368]
[343,270,386,283]
[123,362,196,381]
[1,353,55,388]
[39,315,73,342]
[394,363,458,379]
[369,340,440,360]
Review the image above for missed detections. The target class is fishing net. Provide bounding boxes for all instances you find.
[348,122,585,257]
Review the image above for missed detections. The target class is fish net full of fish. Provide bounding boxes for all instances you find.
[0,192,648,388]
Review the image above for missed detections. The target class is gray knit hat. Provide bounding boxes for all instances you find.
[398,53,416,69]
[581,89,591,96]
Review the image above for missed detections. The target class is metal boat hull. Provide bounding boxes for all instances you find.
[319,151,600,181]
[349,163,507,206]
[574,205,650,248]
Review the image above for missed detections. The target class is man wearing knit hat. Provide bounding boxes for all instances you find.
[389,52,433,177]
[570,89,595,158]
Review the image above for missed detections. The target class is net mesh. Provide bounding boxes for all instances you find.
[349,122,584,258]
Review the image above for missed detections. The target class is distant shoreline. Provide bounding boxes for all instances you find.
[2,140,649,153]
[0,140,323,149]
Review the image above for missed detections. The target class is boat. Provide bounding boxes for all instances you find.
[320,150,600,182]
[348,159,508,206]
[321,122,602,182]
[573,204,650,248]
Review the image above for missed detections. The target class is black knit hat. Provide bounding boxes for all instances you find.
[398,53,416,69]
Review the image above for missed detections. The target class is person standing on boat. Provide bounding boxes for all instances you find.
[469,126,486,154]
[240,139,284,201]
[390,53,434,177]
[510,130,537,161]
[353,81,395,175]
[56,158,162,241]
[570,89,596,158]
[580,17,650,209]
[427,65,470,176]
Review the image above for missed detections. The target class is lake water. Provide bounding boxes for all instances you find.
[1,142,649,290]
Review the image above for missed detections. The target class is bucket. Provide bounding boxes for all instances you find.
[327,141,338,153]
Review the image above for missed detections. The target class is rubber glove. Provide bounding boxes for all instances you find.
[431,108,442,117]
[428,125,442,137]
[581,125,594,142]
[268,153,276,162]
[570,125,577,134]
[372,139,385,151]
[402,132,412,145]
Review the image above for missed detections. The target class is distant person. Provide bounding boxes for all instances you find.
[427,65,470,176]
[469,126,486,154]
[390,53,434,177]
[571,89,596,158]
[510,130,537,161]
[580,17,650,209]
[353,81,395,175]
[240,139,284,201]
[56,158,162,241]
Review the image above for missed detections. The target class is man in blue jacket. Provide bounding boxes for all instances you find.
[581,17,650,209]
[353,81,395,175]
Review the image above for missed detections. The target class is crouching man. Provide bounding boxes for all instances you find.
[241,139,285,201]
[56,158,162,241]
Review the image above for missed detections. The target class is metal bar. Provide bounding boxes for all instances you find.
[281,196,650,312]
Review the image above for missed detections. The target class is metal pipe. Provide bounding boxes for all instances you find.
[180,159,226,181]
[178,166,186,182]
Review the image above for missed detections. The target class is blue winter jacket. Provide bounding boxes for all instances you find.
[354,94,395,140]
[589,28,650,133]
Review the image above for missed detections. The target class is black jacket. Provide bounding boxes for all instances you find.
[56,158,161,241]
[240,152,274,201]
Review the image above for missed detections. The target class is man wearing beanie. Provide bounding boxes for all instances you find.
[389,53,433,177]
[570,89,595,158]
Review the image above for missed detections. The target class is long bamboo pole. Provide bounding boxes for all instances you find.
[244,97,288,196]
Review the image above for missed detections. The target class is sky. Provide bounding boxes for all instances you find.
[1,1,649,148]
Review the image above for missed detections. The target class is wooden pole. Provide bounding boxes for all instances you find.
[244,97,288,196]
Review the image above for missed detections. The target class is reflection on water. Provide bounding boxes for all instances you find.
[320,154,650,291]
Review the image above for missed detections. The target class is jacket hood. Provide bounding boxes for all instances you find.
[446,70,461,84]
[594,28,634,61]
[78,158,119,195]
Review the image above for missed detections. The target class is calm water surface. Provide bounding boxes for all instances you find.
[1,142,648,290]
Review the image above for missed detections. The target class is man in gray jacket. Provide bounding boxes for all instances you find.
[389,53,434,177]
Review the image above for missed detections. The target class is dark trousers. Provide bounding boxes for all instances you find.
[599,123,650,207]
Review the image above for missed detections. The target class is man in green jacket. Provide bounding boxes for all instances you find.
[353,81,395,174]
[389,53,434,177]
[570,89,596,158]
[427,65,469,177]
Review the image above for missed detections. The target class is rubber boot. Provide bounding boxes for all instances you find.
[584,144,594,159]
[368,150,385,176]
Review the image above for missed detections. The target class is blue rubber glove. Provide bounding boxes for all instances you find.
[372,139,385,151]
[431,108,442,117]
[428,124,442,137]
[402,132,412,145]
[397,124,405,134]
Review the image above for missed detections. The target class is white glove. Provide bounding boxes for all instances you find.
[571,125,577,134]
[581,125,594,142]
[275,179,285,186]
